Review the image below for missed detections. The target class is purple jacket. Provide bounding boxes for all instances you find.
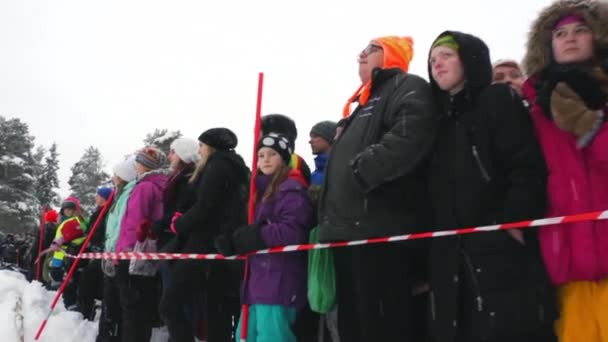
[244,172,314,308]
[115,171,167,253]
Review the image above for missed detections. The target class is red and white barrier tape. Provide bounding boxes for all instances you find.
[68,210,608,261]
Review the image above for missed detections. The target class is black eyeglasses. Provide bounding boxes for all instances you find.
[360,44,383,57]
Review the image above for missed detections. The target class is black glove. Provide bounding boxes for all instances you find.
[150,221,163,238]
[214,235,236,256]
[232,223,267,255]
[599,48,608,73]
[546,64,607,109]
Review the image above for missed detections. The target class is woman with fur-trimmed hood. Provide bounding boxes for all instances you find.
[522,1,608,341]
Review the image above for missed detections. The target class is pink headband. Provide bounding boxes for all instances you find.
[554,15,585,29]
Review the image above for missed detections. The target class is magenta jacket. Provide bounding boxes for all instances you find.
[115,170,167,253]
[523,77,608,285]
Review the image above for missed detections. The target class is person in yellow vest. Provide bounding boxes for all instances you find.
[48,197,87,304]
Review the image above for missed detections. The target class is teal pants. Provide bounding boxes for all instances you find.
[235,304,297,342]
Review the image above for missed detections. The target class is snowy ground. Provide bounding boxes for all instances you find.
[0,270,173,342]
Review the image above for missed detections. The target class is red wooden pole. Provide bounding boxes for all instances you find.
[36,207,47,281]
[247,72,264,224]
[241,72,264,342]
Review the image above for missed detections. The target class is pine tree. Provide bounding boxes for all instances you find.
[143,128,182,156]
[68,146,110,213]
[35,143,61,208]
[32,146,45,177]
[0,116,41,233]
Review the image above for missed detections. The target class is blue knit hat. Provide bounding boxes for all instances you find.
[96,186,113,200]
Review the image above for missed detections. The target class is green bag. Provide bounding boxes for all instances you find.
[307,226,336,314]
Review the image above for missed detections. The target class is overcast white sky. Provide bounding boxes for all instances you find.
[0,0,553,198]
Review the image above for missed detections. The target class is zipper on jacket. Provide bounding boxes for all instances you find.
[538,303,545,322]
[429,291,437,321]
[363,197,368,213]
[462,250,484,312]
[471,145,491,183]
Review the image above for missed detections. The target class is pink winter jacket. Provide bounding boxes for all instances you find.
[523,78,608,285]
[115,171,166,253]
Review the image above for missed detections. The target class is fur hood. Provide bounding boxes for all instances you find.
[523,0,608,76]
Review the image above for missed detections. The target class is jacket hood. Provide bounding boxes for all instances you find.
[428,31,492,103]
[138,169,169,188]
[523,0,608,76]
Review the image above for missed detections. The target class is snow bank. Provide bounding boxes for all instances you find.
[0,270,98,342]
[0,271,176,342]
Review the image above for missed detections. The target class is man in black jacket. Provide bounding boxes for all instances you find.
[427,31,556,342]
[318,35,437,341]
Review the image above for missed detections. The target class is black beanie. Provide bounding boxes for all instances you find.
[198,128,238,150]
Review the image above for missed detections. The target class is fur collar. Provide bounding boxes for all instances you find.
[523,0,608,76]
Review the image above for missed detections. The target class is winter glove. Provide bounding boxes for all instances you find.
[150,221,163,239]
[547,64,607,110]
[147,223,158,240]
[136,220,152,242]
[551,82,605,147]
[214,235,236,256]
[170,212,182,234]
[232,223,267,255]
[50,237,65,251]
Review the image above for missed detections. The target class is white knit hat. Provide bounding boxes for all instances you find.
[170,137,200,164]
[113,155,137,182]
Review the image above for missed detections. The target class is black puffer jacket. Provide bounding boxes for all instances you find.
[172,150,250,254]
[319,68,437,242]
[426,31,556,342]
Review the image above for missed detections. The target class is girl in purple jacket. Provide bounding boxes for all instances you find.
[115,147,168,342]
[218,133,314,342]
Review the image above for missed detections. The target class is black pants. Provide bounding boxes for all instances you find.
[160,260,240,342]
[97,274,122,342]
[333,243,415,342]
[78,259,103,320]
[116,261,157,342]
[63,267,82,309]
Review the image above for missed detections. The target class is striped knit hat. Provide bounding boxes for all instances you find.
[135,147,167,170]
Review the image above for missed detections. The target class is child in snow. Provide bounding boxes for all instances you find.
[216,133,314,342]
